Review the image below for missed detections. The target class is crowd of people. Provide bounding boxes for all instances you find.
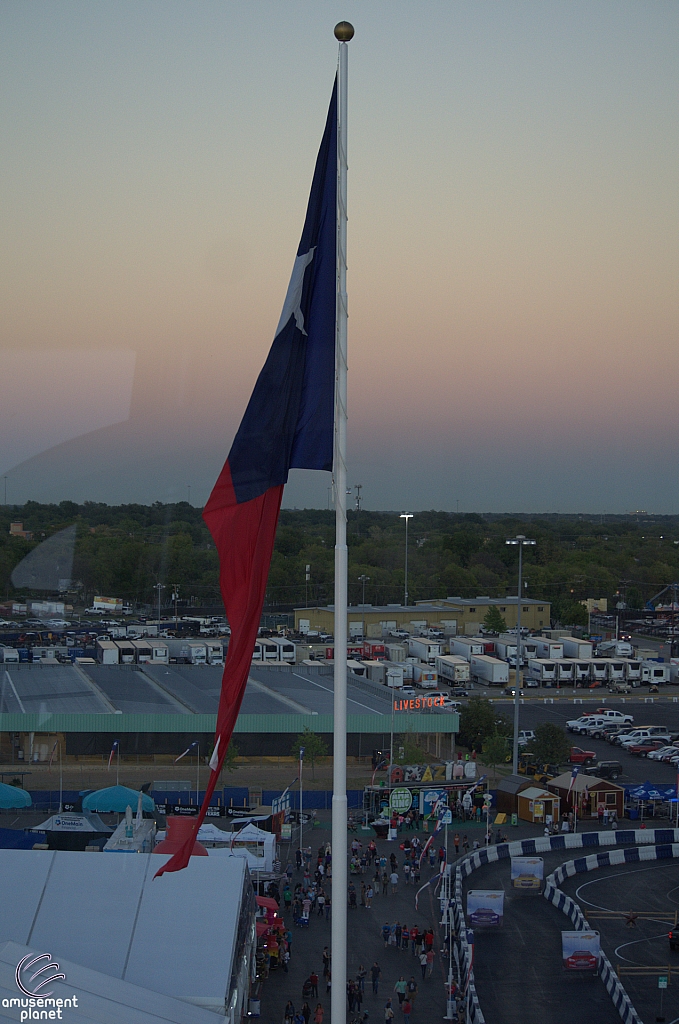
[273,828,464,1024]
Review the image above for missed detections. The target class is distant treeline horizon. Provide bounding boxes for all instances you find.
[2,500,679,620]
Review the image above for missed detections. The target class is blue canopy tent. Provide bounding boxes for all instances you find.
[624,781,677,822]
[0,782,32,809]
[82,785,155,814]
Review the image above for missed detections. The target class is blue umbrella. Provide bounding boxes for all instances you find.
[0,782,32,809]
[82,785,155,814]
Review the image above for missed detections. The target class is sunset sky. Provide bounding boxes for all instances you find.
[2,1,678,512]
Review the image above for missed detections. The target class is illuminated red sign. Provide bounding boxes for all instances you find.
[393,695,446,711]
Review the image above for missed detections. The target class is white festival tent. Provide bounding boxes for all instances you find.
[0,849,256,1021]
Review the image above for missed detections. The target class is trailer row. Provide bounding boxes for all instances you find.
[95,638,224,666]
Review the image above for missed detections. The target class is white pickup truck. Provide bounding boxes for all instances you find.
[567,710,633,733]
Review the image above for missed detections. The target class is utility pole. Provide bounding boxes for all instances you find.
[154,583,165,625]
[400,514,413,606]
[506,535,536,775]
[305,565,311,608]
[172,585,180,631]
[358,574,370,607]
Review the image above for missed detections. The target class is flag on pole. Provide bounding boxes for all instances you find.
[568,764,579,797]
[155,81,338,877]
[174,741,198,764]
[107,740,119,770]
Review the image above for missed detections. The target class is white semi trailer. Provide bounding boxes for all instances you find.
[470,655,509,687]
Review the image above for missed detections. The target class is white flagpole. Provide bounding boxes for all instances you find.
[332,21,353,1024]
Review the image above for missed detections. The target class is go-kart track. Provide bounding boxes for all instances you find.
[460,833,679,1024]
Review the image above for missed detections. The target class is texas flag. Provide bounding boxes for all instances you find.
[568,764,580,796]
[155,81,337,876]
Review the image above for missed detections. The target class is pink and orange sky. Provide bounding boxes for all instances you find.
[1,1,678,512]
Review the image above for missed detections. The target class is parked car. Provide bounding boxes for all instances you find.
[518,730,536,747]
[628,739,668,756]
[608,682,632,694]
[582,760,623,781]
[669,929,679,952]
[570,747,596,765]
[647,746,679,762]
[450,688,469,697]
[566,717,597,734]
[592,709,634,724]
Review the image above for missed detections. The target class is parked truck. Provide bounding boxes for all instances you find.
[385,643,407,663]
[560,636,594,659]
[0,646,20,664]
[596,640,634,658]
[493,639,518,664]
[385,662,405,687]
[166,638,207,665]
[412,664,438,689]
[96,640,119,665]
[434,655,471,685]
[449,637,485,660]
[205,640,225,666]
[526,659,557,687]
[534,638,564,659]
[408,637,443,664]
[470,655,509,687]
[499,634,538,661]
[642,660,670,685]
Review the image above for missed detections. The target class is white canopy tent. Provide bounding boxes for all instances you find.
[207,823,277,873]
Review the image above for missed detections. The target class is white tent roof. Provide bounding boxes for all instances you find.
[0,850,248,1011]
[0,940,220,1024]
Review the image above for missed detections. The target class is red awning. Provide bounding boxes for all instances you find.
[256,921,270,937]
[256,895,279,911]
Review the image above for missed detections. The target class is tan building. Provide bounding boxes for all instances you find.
[294,596,550,637]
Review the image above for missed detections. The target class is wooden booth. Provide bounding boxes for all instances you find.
[548,773,624,820]
[516,786,560,825]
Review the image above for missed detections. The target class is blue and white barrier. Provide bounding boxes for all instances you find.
[451,829,679,1024]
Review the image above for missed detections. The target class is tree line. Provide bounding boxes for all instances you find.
[2,501,679,619]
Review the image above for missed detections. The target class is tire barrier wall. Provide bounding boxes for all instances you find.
[451,829,679,1024]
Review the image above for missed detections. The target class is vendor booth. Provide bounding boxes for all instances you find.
[548,773,624,819]
[207,823,277,873]
[624,782,677,821]
[516,786,560,824]
[495,775,535,817]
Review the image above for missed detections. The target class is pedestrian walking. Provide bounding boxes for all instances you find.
[403,861,411,885]
[384,999,395,1024]
[357,965,367,993]
[302,1002,311,1024]
[314,1005,323,1024]
[394,977,407,1005]
[322,947,330,978]
[284,1000,295,1024]
[382,871,389,895]
[402,998,412,1024]
[371,962,381,995]
[462,835,469,855]
[453,834,460,857]
[326,971,331,996]
[395,922,402,947]
[401,925,410,950]
[410,926,419,955]
[390,870,399,894]
[419,951,427,979]
[406,977,418,1004]
[426,948,435,977]
[309,972,319,998]
[382,922,391,948]
[325,897,331,921]
[366,885,374,908]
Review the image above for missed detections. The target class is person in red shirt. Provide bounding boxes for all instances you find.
[402,998,412,1024]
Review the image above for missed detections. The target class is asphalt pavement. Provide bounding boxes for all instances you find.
[463,849,623,1024]
[560,858,679,1023]
[260,827,449,1024]
[498,696,679,786]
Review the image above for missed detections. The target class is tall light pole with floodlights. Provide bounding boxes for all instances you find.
[400,514,413,606]
[358,574,370,607]
[506,535,536,774]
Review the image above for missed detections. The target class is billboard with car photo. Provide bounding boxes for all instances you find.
[511,856,544,891]
[562,931,600,972]
[466,890,504,927]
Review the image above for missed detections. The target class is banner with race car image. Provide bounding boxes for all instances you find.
[562,931,600,972]
[466,890,504,927]
[510,856,544,891]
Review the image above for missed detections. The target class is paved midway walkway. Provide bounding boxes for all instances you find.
[260,825,450,1024]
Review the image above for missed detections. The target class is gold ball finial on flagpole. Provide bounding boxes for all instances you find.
[334,21,354,41]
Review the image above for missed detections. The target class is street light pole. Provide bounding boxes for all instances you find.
[506,535,536,775]
[358,574,370,607]
[154,583,165,626]
[400,514,413,606]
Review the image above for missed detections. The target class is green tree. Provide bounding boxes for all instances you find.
[395,739,429,765]
[458,696,509,752]
[482,732,510,776]
[291,727,328,780]
[525,722,570,766]
[483,606,507,633]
